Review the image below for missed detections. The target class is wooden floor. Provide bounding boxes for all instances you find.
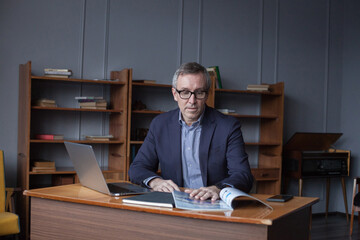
[311,213,360,240]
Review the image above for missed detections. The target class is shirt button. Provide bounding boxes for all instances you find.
[187,147,190,150]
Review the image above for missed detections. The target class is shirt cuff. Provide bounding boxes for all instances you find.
[143,176,161,188]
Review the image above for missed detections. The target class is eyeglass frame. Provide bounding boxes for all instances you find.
[175,89,208,99]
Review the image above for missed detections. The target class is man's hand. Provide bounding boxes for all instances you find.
[149,178,180,192]
[184,185,221,201]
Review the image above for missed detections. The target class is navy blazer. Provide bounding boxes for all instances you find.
[129,106,254,192]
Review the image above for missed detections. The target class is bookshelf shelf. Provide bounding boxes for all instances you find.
[32,76,127,85]
[29,139,125,144]
[132,110,165,114]
[29,167,123,175]
[31,106,123,113]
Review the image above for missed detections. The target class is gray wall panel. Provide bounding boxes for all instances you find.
[278,0,328,141]
[182,0,201,63]
[107,0,179,83]
[201,0,261,90]
[82,0,108,79]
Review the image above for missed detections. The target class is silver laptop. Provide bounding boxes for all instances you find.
[64,141,150,196]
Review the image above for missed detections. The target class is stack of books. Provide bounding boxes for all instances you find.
[85,135,114,141]
[44,68,72,78]
[33,98,57,107]
[246,84,270,91]
[32,160,56,173]
[75,96,107,110]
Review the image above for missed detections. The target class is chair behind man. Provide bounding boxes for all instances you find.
[0,150,20,237]
[350,177,360,235]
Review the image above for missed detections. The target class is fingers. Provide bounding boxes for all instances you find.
[186,186,220,201]
[149,178,180,192]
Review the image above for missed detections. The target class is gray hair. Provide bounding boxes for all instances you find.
[172,62,210,90]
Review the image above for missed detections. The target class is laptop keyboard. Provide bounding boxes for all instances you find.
[107,183,136,194]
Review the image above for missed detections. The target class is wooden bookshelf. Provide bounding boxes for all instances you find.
[210,82,284,194]
[17,61,131,238]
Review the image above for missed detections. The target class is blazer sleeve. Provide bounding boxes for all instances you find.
[222,119,253,192]
[128,121,160,187]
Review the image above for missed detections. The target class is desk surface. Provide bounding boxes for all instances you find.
[24,183,318,226]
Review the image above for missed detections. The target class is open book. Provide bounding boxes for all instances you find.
[172,188,272,211]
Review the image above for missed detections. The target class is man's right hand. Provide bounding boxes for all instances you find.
[149,178,180,192]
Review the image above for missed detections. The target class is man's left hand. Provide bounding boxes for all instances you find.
[184,185,220,201]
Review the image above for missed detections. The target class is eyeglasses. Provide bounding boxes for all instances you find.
[175,89,208,99]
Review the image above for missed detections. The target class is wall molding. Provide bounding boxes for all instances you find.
[258,0,264,84]
[197,0,203,64]
[177,0,184,66]
[323,0,331,132]
[274,0,279,84]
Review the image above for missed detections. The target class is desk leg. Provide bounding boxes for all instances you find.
[326,178,330,220]
[341,177,349,222]
[299,178,303,197]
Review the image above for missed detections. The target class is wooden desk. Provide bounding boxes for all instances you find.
[24,184,318,240]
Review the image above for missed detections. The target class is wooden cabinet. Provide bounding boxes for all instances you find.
[127,76,284,194]
[17,61,131,237]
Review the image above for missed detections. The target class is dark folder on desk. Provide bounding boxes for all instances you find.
[122,192,174,208]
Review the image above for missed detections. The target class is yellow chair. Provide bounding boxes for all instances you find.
[0,150,20,236]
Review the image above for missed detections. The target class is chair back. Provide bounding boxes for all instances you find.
[0,150,5,212]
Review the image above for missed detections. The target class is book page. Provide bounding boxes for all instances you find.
[220,188,273,210]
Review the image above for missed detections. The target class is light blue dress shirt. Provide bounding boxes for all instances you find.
[179,111,204,189]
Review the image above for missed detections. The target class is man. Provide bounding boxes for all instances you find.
[129,62,253,201]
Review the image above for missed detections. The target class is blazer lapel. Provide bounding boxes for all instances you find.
[199,107,216,186]
[168,109,183,186]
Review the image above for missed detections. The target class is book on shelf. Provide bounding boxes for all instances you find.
[85,135,113,141]
[208,66,223,89]
[79,100,107,107]
[44,74,70,78]
[33,160,55,168]
[172,187,272,211]
[80,107,107,110]
[44,68,71,72]
[217,109,236,114]
[34,134,64,140]
[44,68,72,76]
[132,80,156,84]
[122,192,174,208]
[246,84,270,91]
[33,99,57,107]
[75,96,104,100]
[31,166,56,172]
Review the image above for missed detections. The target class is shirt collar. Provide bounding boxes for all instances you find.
[178,109,204,127]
